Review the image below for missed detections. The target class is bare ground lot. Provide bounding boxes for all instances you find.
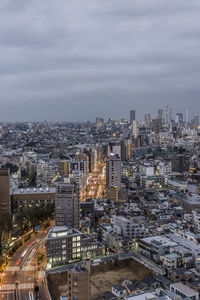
[91,258,153,300]
[47,258,153,300]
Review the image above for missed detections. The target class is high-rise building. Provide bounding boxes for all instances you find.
[186,108,189,123]
[58,160,70,177]
[176,113,183,124]
[106,153,121,189]
[130,110,136,123]
[55,182,80,229]
[144,113,151,128]
[0,169,11,235]
[166,105,172,126]
[132,120,138,139]
[194,114,199,127]
[107,141,121,158]
[158,109,163,124]
[171,154,190,173]
[68,263,91,300]
[152,118,161,133]
[96,117,104,131]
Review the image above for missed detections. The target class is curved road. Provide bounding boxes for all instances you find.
[0,231,49,300]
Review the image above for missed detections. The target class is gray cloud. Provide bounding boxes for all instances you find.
[0,0,200,121]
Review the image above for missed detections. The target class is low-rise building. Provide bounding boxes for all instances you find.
[170,282,199,300]
[46,226,105,268]
[12,187,56,212]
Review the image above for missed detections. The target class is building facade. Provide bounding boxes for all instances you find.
[55,182,80,229]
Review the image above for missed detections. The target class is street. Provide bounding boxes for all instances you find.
[0,231,49,300]
[81,161,106,201]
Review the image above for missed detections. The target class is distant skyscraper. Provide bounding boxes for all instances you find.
[194,114,199,127]
[106,153,121,189]
[166,105,172,126]
[132,120,138,139]
[176,113,183,124]
[186,108,189,123]
[158,109,163,122]
[96,117,104,131]
[144,113,151,127]
[55,182,80,229]
[130,110,136,123]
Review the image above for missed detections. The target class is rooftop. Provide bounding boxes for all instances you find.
[13,186,56,194]
[170,282,198,297]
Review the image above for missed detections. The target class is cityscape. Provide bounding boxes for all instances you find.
[0,106,200,300]
[1,1,200,300]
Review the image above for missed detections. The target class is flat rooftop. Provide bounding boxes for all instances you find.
[170,282,199,297]
[13,187,56,194]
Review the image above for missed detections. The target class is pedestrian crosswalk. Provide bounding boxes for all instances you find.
[0,283,33,291]
[19,283,34,289]
[22,266,35,271]
[0,284,15,290]
[5,265,36,272]
[6,266,20,272]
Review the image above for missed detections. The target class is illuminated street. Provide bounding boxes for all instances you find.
[0,231,49,300]
[81,161,106,201]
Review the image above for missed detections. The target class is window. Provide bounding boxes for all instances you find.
[73,276,78,281]
[73,282,78,287]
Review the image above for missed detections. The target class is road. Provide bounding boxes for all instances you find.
[81,161,106,201]
[0,231,49,300]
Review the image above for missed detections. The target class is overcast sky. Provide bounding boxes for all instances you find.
[0,0,200,122]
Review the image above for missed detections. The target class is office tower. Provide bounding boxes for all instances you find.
[107,141,121,158]
[158,109,163,123]
[171,154,190,173]
[70,160,87,174]
[186,108,189,123]
[96,117,104,131]
[144,114,151,127]
[0,169,11,235]
[130,110,136,123]
[106,153,121,188]
[68,263,91,300]
[175,114,179,124]
[152,118,161,133]
[166,105,172,126]
[175,113,183,124]
[194,114,199,127]
[132,120,138,139]
[55,182,80,229]
[58,160,70,177]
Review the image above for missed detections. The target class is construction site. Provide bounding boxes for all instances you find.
[47,257,153,300]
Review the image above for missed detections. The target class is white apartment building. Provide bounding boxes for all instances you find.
[111,215,148,240]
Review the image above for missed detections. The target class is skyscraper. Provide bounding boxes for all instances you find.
[55,182,80,229]
[158,109,163,123]
[132,120,138,139]
[166,105,172,126]
[186,108,189,123]
[106,153,121,189]
[144,113,151,127]
[130,110,136,123]
[96,117,104,131]
[176,113,183,124]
